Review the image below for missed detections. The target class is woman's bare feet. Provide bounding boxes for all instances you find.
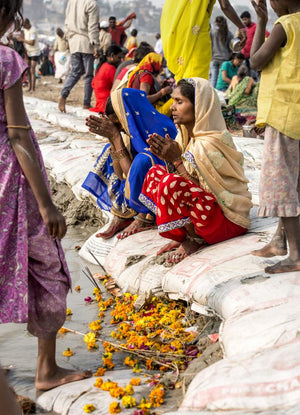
[165,238,206,266]
[117,214,155,239]
[96,216,133,239]
[35,365,92,391]
[157,240,180,256]
[265,258,300,274]
[251,236,287,258]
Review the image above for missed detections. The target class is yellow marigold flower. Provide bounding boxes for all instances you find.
[98,312,105,319]
[109,402,121,414]
[66,308,72,316]
[94,377,103,388]
[89,320,102,331]
[110,331,117,338]
[133,363,142,373]
[124,384,134,395]
[124,356,138,368]
[130,377,141,386]
[139,398,152,409]
[101,381,118,391]
[58,327,68,334]
[109,386,125,398]
[93,287,101,296]
[83,332,98,350]
[94,367,106,377]
[75,285,81,292]
[103,342,116,352]
[62,347,73,357]
[83,404,96,413]
[121,395,136,408]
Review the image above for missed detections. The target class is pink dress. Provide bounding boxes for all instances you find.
[0,46,70,338]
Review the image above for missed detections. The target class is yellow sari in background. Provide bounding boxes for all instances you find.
[161,0,215,81]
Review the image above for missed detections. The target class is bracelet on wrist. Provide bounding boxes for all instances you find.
[111,147,128,161]
[173,159,183,170]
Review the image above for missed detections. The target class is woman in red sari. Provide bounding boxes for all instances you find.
[139,78,252,264]
[90,45,123,113]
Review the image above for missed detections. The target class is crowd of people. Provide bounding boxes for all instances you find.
[1,0,300,412]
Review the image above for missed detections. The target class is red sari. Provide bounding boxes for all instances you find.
[90,62,116,113]
[139,165,246,244]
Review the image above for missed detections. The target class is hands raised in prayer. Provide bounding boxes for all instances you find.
[251,0,268,24]
[86,114,120,143]
[147,133,182,163]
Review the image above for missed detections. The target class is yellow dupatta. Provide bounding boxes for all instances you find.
[177,78,252,229]
[161,0,215,81]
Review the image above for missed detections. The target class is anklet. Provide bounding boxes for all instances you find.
[7,124,31,130]
[134,215,155,224]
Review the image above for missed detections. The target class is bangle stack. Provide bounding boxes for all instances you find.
[111,147,128,161]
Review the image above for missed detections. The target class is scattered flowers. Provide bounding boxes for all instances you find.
[58,327,68,334]
[130,377,141,386]
[124,384,134,395]
[89,320,102,331]
[83,404,96,413]
[75,285,81,292]
[94,367,106,377]
[66,308,72,316]
[109,402,121,414]
[121,395,136,408]
[84,296,94,303]
[62,347,73,357]
[94,377,103,388]
[83,332,98,350]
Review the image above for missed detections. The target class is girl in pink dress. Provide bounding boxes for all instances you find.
[0,0,90,390]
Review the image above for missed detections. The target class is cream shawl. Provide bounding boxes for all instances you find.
[177,78,252,229]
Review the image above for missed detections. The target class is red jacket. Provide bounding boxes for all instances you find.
[242,22,270,59]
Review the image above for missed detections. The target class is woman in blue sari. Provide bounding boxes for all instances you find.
[83,88,177,239]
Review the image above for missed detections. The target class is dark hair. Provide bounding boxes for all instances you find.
[0,0,23,29]
[109,16,116,21]
[96,44,122,73]
[215,16,228,44]
[240,11,251,19]
[105,96,115,116]
[56,27,64,38]
[134,43,153,63]
[176,79,195,105]
[237,65,249,79]
[232,52,245,61]
[131,29,138,37]
[23,17,30,26]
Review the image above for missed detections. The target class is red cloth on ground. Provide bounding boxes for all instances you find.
[140,165,247,244]
[90,62,116,113]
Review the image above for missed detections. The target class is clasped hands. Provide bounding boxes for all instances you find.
[86,114,120,142]
[147,133,182,163]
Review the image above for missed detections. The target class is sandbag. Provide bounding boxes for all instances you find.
[180,339,300,412]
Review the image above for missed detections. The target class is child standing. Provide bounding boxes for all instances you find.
[0,0,91,390]
[250,0,300,273]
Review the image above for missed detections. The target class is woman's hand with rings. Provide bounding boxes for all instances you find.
[147,133,182,162]
[85,114,120,141]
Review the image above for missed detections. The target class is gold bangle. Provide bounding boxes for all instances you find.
[173,159,183,170]
[7,124,31,130]
[111,147,128,161]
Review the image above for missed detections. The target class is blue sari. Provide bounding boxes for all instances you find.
[82,88,177,216]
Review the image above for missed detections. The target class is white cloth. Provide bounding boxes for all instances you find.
[54,51,71,79]
[24,26,40,57]
[154,38,163,55]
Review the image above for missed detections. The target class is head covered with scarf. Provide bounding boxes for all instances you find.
[127,52,163,89]
[176,77,252,229]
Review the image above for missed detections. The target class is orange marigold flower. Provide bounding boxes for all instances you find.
[94,377,103,388]
[109,386,125,399]
[94,367,106,377]
[62,347,73,357]
[109,402,121,414]
[58,327,68,334]
[89,320,102,331]
[102,358,115,370]
[124,356,138,368]
[149,384,164,407]
[101,381,118,391]
[130,378,141,386]
[75,285,81,292]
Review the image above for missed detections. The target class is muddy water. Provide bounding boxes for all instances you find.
[0,226,107,412]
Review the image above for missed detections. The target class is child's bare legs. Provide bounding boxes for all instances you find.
[251,218,287,257]
[265,216,300,274]
[35,337,91,391]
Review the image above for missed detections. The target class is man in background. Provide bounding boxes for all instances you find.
[58,0,100,112]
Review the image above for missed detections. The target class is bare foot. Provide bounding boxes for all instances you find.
[117,215,155,240]
[58,96,66,113]
[265,258,300,274]
[157,240,180,256]
[165,238,205,266]
[251,236,287,258]
[96,217,133,239]
[35,365,92,391]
